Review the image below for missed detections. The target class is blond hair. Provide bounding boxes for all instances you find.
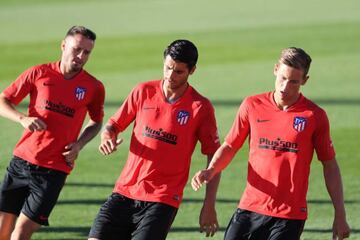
[279,47,312,76]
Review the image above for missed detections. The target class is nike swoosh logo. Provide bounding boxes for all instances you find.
[143,107,156,110]
[257,119,270,123]
[39,215,48,220]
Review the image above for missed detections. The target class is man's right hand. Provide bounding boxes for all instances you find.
[99,129,123,155]
[19,116,47,132]
[191,168,215,191]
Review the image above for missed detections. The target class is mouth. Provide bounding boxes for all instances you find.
[73,61,82,66]
[69,61,83,72]
[279,91,287,98]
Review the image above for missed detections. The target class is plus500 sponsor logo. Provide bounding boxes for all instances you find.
[143,126,178,145]
[258,137,298,153]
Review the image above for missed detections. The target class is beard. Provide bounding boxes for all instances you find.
[69,62,83,73]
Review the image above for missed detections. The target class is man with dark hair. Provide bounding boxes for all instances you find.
[66,25,97,41]
[192,47,351,240]
[88,39,221,240]
[0,25,104,240]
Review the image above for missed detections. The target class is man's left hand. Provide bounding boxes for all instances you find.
[62,142,81,168]
[199,203,219,237]
[333,215,351,240]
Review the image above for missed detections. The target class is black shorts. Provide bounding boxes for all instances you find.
[89,192,178,240]
[224,208,305,240]
[0,156,67,226]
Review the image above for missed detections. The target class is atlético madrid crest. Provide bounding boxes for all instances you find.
[293,116,306,132]
[177,110,190,125]
[75,87,86,101]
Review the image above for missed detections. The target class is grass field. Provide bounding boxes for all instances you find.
[0,0,359,239]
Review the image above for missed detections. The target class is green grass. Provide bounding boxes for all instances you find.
[0,0,359,239]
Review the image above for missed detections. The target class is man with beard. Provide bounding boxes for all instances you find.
[0,26,105,240]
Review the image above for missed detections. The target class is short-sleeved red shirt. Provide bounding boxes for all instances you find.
[2,62,105,174]
[109,80,220,208]
[225,92,335,220]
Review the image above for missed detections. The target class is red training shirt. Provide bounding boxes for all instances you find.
[225,92,335,220]
[109,80,220,208]
[2,62,105,174]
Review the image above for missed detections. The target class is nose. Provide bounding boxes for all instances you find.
[281,80,290,91]
[77,50,86,60]
[167,69,175,79]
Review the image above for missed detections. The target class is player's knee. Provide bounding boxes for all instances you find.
[10,213,41,240]
[10,225,38,240]
[10,229,30,240]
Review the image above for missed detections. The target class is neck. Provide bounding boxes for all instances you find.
[162,81,188,103]
[60,63,81,80]
[273,92,300,111]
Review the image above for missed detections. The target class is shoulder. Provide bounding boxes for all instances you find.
[25,63,50,74]
[302,96,328,120]
[81,70,105,89]
[300,96,326,113]
[123,80,161,102]
[16,63,53,82]
[241,92,270,108]
[188,86,214,110]
[132,80,160,95]
[28,62,64,78]
[247,92,270,103]
[81,69,101,84]
[135,80,159,90]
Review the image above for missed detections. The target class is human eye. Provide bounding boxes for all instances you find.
[73,47,81,53]
[289,79,300,84]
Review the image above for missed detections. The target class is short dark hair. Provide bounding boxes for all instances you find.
[279,47,312,76]
[163,39,198,70]
[65,26,96,41]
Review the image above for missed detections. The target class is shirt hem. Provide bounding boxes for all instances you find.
[13,152,70,174]
[238,204,307,220]
[114,189,180,209]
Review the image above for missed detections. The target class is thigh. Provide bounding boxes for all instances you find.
[224,208,253,240]
[224,208,270,240]
[11,213,41,239]
[89,193,134,240]
[132,202,177,240]
[268,218,305,240]
[22,166,67,226]
[0,157,30,215]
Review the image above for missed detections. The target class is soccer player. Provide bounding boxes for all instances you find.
[191,47,351,240]
[88,39,221,240]
[0,26,105,240]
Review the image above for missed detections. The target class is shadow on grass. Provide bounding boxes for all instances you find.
[57,199,106,205]
[18,98,360,110]
[102,98,360,107]
[38,226,89,238]
[182,198,359,204]
[170,227,360,234]
[210,98,360,107]
[57,196,359,205]
[65,182,114,188]
[37,226,360,234]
